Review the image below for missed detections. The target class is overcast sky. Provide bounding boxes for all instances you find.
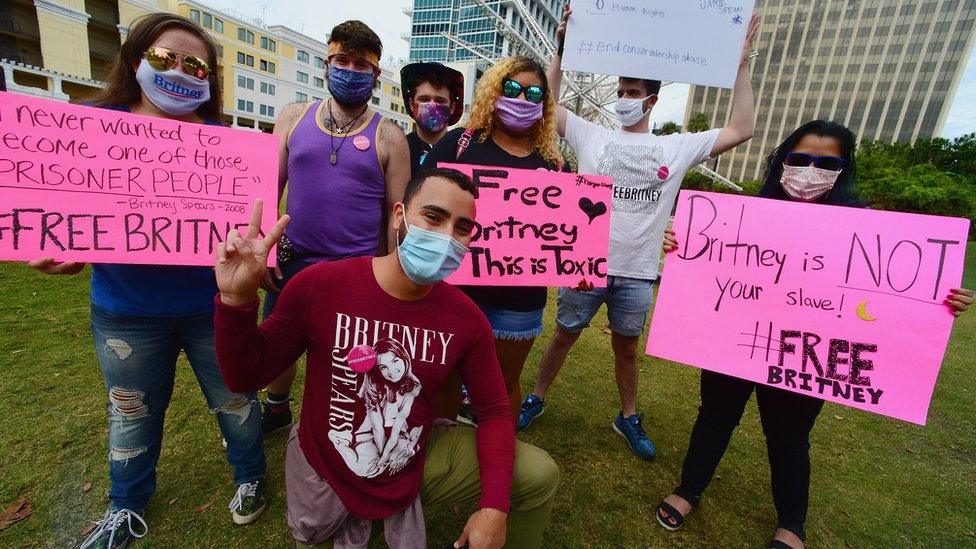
[206,0,976,138]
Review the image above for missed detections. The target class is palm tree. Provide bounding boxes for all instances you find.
[658,121,680,135]
[686,112,711,133]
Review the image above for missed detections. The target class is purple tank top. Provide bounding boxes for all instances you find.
[285,101,386,261]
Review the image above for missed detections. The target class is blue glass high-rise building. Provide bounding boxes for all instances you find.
[404,0,563,62]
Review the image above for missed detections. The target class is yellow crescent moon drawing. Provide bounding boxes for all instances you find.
[856,301,877,322]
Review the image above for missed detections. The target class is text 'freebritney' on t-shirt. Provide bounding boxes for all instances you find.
[214,257,515,519]
[565,111,720,281]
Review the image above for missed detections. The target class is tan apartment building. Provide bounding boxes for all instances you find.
[686,0,976,182]
[1,0,413,132]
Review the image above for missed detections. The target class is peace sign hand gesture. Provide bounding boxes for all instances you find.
[216,199,290,307]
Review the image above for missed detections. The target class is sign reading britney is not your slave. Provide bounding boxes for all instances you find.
[647,191,970,425]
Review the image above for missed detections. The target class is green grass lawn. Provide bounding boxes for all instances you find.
[1,244,975,547]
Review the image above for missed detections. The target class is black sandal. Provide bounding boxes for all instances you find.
[769,540,795,549]
[655,499,691,531]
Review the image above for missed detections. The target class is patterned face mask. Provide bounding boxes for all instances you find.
[780,164,842,201]
[327,65,375,105]
[413,102,451,133]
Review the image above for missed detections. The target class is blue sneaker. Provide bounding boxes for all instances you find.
[518,394,546,431]
[613,412,657,460]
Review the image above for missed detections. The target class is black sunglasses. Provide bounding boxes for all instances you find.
[502,79,545,104]
[784,152,845,171]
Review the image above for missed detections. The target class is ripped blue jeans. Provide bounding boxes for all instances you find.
[91,305,266,511]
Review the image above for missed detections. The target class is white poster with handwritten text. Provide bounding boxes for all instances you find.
[561,0,756,88]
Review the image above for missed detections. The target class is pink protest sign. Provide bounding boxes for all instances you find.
[439,163,613,286]
[646,191,970,425]
[0,92,278,266]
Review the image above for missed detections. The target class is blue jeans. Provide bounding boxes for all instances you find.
[478,305,545,340]
[556,276,656,337]
[91,305,266,510]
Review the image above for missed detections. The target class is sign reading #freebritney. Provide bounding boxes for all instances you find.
[0,92,278,266]
[646,191,969,425]
[440,163,613,287]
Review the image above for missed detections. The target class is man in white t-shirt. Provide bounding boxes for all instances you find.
[518,7,760,461]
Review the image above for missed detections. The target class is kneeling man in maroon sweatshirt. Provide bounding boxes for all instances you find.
[213,168,559,548]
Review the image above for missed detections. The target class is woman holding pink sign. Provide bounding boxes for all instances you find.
[421,56,568,424]
[26,14,267,549]
[655,120,973,549]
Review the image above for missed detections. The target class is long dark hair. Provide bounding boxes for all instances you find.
[757,120,862,207]
[88,13,223,121]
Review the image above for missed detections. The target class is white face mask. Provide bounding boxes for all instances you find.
[780,164,842,201]
[135,59,210,116]
[614,95,651,127]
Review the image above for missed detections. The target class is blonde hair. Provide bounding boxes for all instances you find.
[466,56,563,167]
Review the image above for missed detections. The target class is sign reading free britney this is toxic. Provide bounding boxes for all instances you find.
[0,92,278,266]
[440,163,613,287]
[646,191,970,425]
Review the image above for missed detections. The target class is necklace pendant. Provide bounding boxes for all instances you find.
[330,151,338,165]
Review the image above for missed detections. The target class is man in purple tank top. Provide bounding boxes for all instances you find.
[259,20,411,435]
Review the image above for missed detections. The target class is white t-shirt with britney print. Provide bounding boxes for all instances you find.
[565,111,720,280]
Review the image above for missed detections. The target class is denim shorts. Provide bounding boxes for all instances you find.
[556,276,656,337]
[478,305,545,340]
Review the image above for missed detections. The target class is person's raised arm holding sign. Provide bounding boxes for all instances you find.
[547,6,759,156]
[519,6,760,463]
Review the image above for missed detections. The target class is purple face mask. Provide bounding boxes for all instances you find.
[414,102,451,133]
[494,96,543,133]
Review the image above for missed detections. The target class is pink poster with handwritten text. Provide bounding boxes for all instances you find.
[440,163,613,287]
[0,92,278,266]
[646,191,969,425]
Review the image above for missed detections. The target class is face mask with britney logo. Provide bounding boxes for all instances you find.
[135,59,210,116]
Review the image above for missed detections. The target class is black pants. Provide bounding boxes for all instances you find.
[674,370,824,541]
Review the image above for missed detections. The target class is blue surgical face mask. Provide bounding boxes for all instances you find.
[327,65,375,105]
[397,218,469,285]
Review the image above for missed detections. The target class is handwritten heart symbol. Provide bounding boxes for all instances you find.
[578,198,607,225]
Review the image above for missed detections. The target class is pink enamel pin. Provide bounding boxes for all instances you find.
[353,135,371,151]
[347,344,377,373]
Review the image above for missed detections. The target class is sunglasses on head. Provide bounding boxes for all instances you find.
[143,46,211,80]
[502,79,545,104]
[784,152,845,171]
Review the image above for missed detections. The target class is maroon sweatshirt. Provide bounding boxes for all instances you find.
[215,257,515,519]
